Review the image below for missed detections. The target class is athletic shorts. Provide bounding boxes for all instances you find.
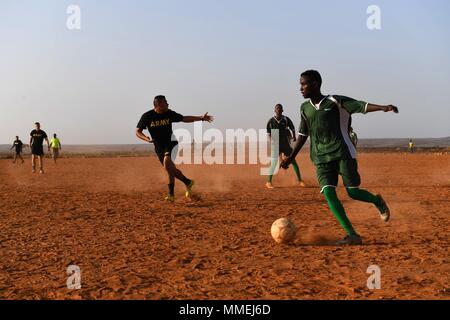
[31,144,44,156]
[316,158,361,193]
[155,141,179,165]
[52,148,59,157]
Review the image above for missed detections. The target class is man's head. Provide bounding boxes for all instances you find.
[153,95,169,113]
[53,133,57,138]
[15,136,19,140]
[35,122,41,130]
[300,70,322,99]
[275,104,283,117]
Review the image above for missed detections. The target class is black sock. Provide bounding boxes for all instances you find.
[168,183,175,196]
[181,177,191,186]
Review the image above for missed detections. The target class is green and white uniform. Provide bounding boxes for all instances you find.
[299,95,368,192]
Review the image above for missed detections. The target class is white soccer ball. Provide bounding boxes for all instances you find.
[271,218,296,244]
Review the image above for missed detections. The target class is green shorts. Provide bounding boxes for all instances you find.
[316,159,361,193]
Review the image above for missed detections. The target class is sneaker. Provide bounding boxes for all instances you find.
[185,180,195,198]
[265,182,275,189]
[375,194,390,222]
[335,234,363,246]
[298,180,306,187]
[39,170,44,174]
[165,194,175,202]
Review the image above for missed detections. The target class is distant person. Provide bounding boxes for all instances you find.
[349,127,358,147]
[136,95,214,202]
[29,122,50,174]
[266,104,305,189]
[50,133,62,163]
[281,70,399,245]
[408,139,414,153]
[10,136,24,164]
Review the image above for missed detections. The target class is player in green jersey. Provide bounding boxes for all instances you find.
[281,70,399,245]
[49,134,62,163]
[266,104,305,189]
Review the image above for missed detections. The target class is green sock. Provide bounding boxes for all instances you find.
[323,187,357,236]
[292,159,302,181]
[346,188,381,206]
[267,157,278,183]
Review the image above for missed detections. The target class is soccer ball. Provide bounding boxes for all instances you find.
[271,218,296,244]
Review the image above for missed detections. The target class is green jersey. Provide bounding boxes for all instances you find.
[50,137,61,148]
[299,95,367,165]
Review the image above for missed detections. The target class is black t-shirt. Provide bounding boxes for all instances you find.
[30,130,48,146]
[137,109,184,147]
[266,116,295,147]
[13,140,23,152]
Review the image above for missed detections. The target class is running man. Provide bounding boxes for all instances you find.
[10,136,25,164]
[280,70,399,245]
[136,95,214,202]
[408,139,414,153]
[50,133,62,163]
[266,104,305,189]
[29,122,50,174]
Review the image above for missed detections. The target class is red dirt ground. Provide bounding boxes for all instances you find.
[0,152,449,300]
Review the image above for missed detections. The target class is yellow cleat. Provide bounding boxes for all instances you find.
[185,180,195,198]
[298,180,306,187]
[165,194,175,202]
[265,182,275,189]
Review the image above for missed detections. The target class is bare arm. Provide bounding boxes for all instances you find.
[135,128,153,143]
[29,137,33,147]
[45,138,50,150]
[280,135,308,169]
[183,113,214,123]
[366,103,399,113]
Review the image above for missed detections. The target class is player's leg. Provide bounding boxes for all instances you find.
[38,155,44,173]
[340,159,390,222]
[19,153,24,163]
[266,155,278,189]
[13,152,17,163]
[31,154,36,172]
[317,161,362,245]
[291,158,305,186]
[164,155,193,195]
[162,154,176,201]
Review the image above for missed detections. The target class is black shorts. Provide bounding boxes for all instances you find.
[31,144,44,156]
[155,141,179,165]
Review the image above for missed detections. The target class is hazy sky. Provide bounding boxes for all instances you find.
[1,0,449,144]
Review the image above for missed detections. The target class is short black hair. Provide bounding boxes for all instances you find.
[35,122,40,126]
[301,70,322,87]
[153,95,166,106]
[275,104,283,109]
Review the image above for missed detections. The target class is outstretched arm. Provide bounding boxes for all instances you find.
[366,103,399,113]
[135,128,153,143]
[183,113,214,123]
[280,134,308,169]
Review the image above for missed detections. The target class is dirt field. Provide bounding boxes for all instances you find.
[0,152,449,300]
